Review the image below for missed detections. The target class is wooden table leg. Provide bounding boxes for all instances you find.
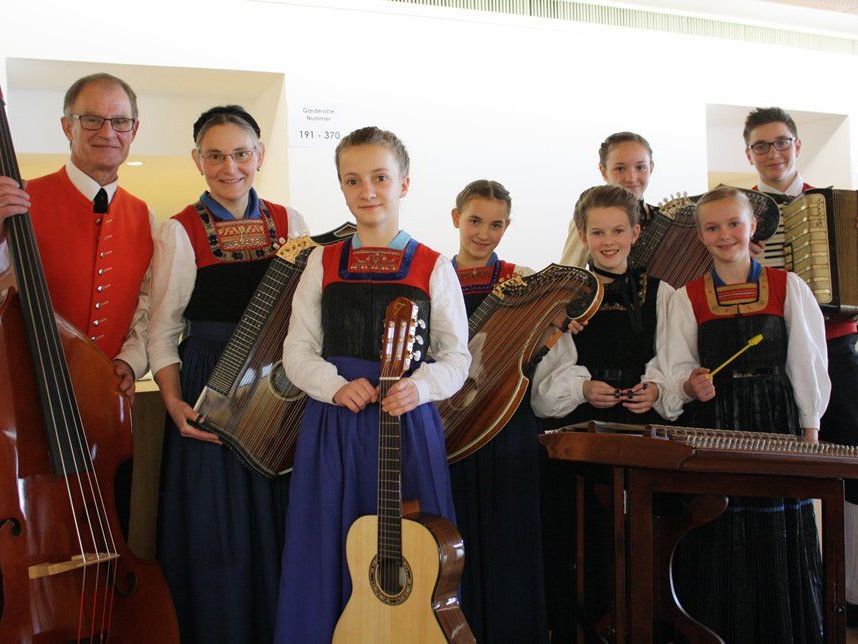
[821,479,846,644]
[613,466,626,643]
[627,468,654,644]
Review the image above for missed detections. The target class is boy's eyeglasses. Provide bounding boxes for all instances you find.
[198,149,257,165]
[71,114,136,132]
[748,137,795,156]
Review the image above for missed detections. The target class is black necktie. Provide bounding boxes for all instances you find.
[93,188,109,214]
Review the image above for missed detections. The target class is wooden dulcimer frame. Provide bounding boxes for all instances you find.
[191,222,355,477]
[440,264,603,463]
[540,421,858,643]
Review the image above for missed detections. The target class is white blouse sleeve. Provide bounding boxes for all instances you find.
[659,286,699,420]
[409,256,471,404]
[147,218,197,375]
[281,247,348,403]
[114,207,157,378]
[530,333,591,418]
[0,238,8,275]
[286,207,310,238]
[646,280,676,420]
[784,272,830,428]
[558,219,588,268]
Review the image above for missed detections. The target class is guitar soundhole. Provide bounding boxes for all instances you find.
[268,361,304,401]
[368,555,413,605]
[447,378,477,411]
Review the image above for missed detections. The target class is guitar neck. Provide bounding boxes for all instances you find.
[377,378,402,564]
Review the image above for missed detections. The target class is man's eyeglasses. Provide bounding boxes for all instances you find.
[71,114,136,133]
[748,137,795,156]
[198,149,257,165]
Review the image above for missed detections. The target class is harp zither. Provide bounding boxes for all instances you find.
[628,187,780,289]
[191,222,356,477]
[781,188,858,321]
[440,264,603,463]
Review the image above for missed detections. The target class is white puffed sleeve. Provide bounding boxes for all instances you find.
[784,272,830,428]
[281,247,348,403]
[0,239,9,275]
[285,207,310,238]
[646,280,676,420]
[114,207,157,378]
[530,333,591,418]
[147,219,197,375]
[559,219,588,268]
[658,286,699,420]
[409,256,471,403]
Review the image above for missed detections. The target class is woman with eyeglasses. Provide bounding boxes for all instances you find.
[147,105,309,643]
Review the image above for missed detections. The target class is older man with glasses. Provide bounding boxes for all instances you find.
[0,73,155,536]
[0,72,154,402]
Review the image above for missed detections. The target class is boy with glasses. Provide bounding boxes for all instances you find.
[744,105,858,627]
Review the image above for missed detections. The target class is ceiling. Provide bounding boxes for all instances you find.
[760,0,858,12]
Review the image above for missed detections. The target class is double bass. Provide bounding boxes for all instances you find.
[0,87,178,641]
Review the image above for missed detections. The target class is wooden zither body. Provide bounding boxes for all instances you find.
[782,188,858,321]
[541,421,858,478]
[629,188,780,289]
[440,264,603,463]
[192,223,355,477]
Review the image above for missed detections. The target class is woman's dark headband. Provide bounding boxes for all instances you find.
[193,105,261,142]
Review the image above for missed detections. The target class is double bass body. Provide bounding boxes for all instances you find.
[0,285,179,642]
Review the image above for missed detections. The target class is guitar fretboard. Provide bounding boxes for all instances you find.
[377,378,402,563]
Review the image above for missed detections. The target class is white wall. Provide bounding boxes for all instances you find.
[3,0,858,269]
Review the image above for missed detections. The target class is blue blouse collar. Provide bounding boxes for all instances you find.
[351,229,411,250]
[200,187,261,221]
[711,259,762,287]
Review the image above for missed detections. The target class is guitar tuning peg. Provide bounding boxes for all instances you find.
[417,319,427,330]
[416,336,424,345]
[413,350,422,362]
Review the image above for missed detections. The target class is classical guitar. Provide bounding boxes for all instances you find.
[333,297,475,643]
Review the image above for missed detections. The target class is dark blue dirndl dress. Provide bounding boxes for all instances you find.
[672,265,823,643]
[274,237,457,644]
[157,196,291,643]
[449,256,548,643]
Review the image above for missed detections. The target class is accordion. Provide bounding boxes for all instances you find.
[781,188,858,321]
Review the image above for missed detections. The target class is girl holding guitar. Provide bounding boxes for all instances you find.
[274,127,470,643]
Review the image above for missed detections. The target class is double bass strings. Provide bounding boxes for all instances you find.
[1,103,118,640]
